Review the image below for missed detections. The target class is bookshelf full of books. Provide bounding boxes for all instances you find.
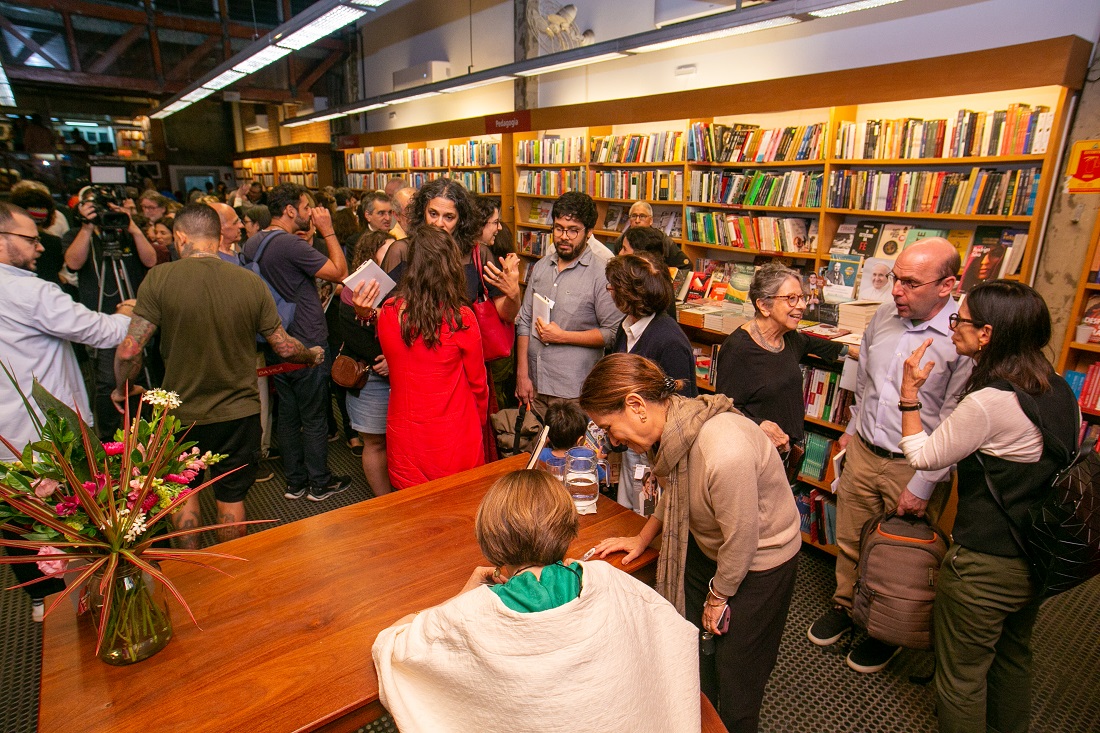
[343,135,503,195]
[233,144,332,190]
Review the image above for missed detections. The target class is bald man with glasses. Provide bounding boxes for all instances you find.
[808,238,973,675]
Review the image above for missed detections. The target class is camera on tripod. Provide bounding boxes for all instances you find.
[82,166,133,254]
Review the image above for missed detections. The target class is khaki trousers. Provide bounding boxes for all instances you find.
[832,434,950,609]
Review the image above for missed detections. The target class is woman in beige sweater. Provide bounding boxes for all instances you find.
[586,353,801,733]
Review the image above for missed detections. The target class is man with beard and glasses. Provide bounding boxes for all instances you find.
[515,191,622,419]
[240,183,352,502]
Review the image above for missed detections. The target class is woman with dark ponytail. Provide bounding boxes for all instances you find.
[585,353,801,733]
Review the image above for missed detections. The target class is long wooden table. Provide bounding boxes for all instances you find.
[38,455,657,733]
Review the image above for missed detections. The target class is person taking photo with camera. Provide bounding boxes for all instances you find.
[63,185,158,441]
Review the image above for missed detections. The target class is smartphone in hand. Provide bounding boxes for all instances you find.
[716,604,731,635]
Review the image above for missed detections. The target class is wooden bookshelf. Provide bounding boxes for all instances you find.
[342,135,503,196]
[233,143,332,190]
[1056,211,1100,413]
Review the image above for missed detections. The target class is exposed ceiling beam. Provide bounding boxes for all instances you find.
[165,35,219,82]
[9,0,343,50]
[0,15,66,70]
[7,65,311,104]
[142,0,164,84]
[85,23,144,75]
[297,50,345,92]
[61,11,81,73]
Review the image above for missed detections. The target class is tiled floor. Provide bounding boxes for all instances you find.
[3,435,1099,732]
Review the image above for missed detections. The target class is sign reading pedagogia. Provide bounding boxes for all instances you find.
[484,110,532,135]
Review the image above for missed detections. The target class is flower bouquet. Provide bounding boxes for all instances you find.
[0,373,259,664]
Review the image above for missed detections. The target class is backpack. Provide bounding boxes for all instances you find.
[852,512,949,650]
[976,383,1100,598]
[240,231,296,339]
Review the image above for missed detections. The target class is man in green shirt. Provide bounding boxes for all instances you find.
[113,204,323,548]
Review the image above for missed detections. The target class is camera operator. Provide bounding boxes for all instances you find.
[63,185,158,440]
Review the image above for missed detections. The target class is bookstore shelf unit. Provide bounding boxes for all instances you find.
[1056,211,1100,418]
[342,134,503,195]
[232,143,333,190]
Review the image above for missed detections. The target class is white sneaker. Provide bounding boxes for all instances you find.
[32,599,45,622]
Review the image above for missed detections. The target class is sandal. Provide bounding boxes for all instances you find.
[348,438,364,456]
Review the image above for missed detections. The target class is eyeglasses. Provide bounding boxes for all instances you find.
[887,273,947,291]
[0,231,41,246]
[552,224,585,240]
[768,293,807,307]
[948,314,983,330]
[627,213,650,221]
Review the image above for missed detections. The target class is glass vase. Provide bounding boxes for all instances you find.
[86,561,173,665]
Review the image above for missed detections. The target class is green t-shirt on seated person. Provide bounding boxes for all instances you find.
[132,256,281,426]
[489,562,583,613]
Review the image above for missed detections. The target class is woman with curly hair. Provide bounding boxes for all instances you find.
[377,225,489,488]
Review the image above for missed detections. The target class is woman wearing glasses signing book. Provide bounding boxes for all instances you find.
[714,263,856,460]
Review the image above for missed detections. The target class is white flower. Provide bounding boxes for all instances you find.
[124,511,147,543]
[141,389,182,410]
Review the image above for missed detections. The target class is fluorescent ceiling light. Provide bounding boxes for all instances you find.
[64,120,100,127]
[0,63,12,107]
[350,0,391,6]
[150,109,172,120]
[629,16,801,53]
[441,76,515,93]
[346,101,389,113]
[285,111,345,127]
[204,69,246,90]
[233,45,293,74]
[275,6,366,50]
[515,52,628,77]
[181,87,217,103]
[388,90,442,104]
[163,100,191,113]
[809,0,904,17]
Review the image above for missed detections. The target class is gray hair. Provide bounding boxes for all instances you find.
[749,263,804,314]
[629,201,653,216]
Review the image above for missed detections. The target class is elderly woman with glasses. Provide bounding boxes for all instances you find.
[715,263,857,454]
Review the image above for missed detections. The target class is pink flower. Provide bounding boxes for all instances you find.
[55,495,80,517]
[181,469,198,482]
[36,546,68,576]
[141,493,158,513]
[102,442,125,456]
[32,478,60,499]
[81,481,96,493]
[165,474,189,485]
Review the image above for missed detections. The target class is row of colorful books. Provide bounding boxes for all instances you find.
[825,167,1039,216]
[448,171,500,195]
[1065,366,1100,411]
[687,169,824,209]
[517,231,553,258]
[685,122,827,164]
[683,212,811,253]
[589,170,684,202]
[449,141,501,167]
[801,366,854,427]
[833,104,1053,160]
[516,136,586,165]
[693,343,721,387]
[589,132,685,164]
[517,170,586,196]
[796,489,837,546]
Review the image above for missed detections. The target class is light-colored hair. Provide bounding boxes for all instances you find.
[749,263,803,314]
[475,470,579,567]
[629,201,653,216]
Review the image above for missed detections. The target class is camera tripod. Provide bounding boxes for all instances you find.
[94,246,153,388]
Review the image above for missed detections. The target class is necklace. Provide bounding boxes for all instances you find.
[750,319,785,353]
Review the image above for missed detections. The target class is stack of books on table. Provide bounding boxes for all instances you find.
[677,302,748,334]
[838,301,881,336]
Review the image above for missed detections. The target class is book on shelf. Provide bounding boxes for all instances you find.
[956,226,1009,295]
[856,258,894,302]
[687,169,824,208]
[946,229,975,263]
[825,167,1040,216]
[516,136,586,165]
[656,209,682,238]
[802,367,854,427]
[904,227,949,249]
[830,223,857,255]
[604,204,625,231]
[874,224,909,259]
[822,254,863,303]
[722,262,755,305]
[1081,295,1100,344]
[518,231,553,257]
[518,169,585,196]
[1078,362,1100,411]
[684,272,709,302]
[997,228,1028,278]
[590,170,684,201]
[527,200,554,225]
[590,131,685,164]
[1065,370,1086,400]
[850,222,882,258]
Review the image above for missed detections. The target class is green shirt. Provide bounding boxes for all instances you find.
[489,562,583,613]
[133,256,281,425]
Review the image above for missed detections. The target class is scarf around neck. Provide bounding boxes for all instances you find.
[651,393,742,615]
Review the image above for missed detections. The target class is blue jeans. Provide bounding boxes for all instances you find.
[274,358,333,489]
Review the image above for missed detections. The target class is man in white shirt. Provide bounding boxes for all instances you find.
[0,202,132,461]
[807,238,973,674]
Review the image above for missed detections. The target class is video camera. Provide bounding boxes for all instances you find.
[78,184,131,253]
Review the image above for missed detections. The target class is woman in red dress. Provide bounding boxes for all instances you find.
[377,225,489,489]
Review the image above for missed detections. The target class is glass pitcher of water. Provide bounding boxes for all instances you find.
[565,446,608,509]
